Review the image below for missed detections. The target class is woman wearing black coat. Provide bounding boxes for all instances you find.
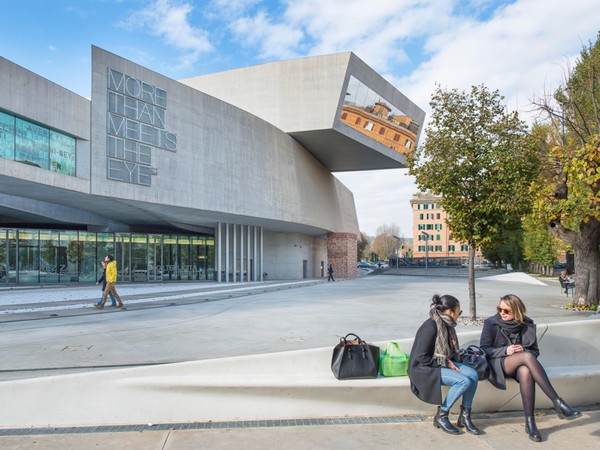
[480,294,581,442]
[408,294,480,435]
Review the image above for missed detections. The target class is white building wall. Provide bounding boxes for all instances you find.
[90,47,358,236]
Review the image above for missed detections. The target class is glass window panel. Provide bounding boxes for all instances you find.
[178,235,191,280]
[97,233,114,267]
[6,229,16,284]
[0,229,7,284]
[81,232,99,283]
[15,118,50,169]
[39,230,60,283]
[163,235,177,280]
[148,234,162,281]
[50,130,76,175]
[18,229,40,283]
[340,75,421,155]
[0,111,15,160]
[206,236,215,280]
[62,231,81,282]
[192,236,206,280]
[131,233,147,281]
[115,233,131,282]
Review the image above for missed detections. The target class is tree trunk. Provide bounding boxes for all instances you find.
[572,239,600,306]
[550,219,600,306]
[468,242,476,320]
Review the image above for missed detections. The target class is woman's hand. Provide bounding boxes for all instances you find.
[506,344,524,355]
[447,360,460,372]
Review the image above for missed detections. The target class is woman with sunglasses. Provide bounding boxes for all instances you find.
[480,294,581,442]
[409,294,481,435]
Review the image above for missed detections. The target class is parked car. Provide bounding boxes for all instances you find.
[357,262,371,269]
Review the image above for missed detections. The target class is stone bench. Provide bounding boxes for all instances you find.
[0,319,599,428]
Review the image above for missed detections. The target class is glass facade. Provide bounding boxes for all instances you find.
[0,228,214,285]
[339,75,421,155]
[0,110,76,175]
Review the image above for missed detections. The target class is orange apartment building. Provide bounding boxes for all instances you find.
[410,193,483,263]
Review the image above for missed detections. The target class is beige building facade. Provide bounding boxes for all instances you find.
[410,193,483,263]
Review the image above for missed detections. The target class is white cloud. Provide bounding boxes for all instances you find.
[119,0,213,69]
[229,9,304,59]
[310,0,598,236]
[393,0,599,122]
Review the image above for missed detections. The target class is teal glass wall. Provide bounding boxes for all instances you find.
[0,228,214,285]
[0,110,76,175]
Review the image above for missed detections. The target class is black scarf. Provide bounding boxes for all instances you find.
[430,308,459,366]
[497,316,526,344]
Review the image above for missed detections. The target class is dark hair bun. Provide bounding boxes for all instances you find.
[431,294,442,307]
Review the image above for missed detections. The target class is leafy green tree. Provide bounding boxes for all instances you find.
[481,217,525,270]
[409,84,539,320]
[521,215,562,275]
[532,34,600,306]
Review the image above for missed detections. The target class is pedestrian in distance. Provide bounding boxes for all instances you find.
[479,294,582,442]
[408,294,481,435]
[327,264,334,282]
[95,254,124,309]
[95,259,117,307]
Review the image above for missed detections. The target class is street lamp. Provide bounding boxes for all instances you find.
[421,232,430,275]
[393,235,402,269]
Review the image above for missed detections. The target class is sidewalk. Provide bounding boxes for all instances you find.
[1,271,598,448]
[1,407,599,449]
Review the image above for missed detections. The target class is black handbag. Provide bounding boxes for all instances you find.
[331,333,380,380]
[459,345,489,381]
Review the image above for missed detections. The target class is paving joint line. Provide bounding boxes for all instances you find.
[1,405,598,436]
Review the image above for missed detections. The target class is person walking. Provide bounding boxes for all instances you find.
[95,254,124,309]
[95,260,117,307]
[480,294,581,442]
[408,294,481,435]
[327,264,334,282]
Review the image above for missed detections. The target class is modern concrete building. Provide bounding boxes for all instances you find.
[0,46,424,285]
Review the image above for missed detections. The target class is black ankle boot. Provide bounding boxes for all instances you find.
[553,398,582,420]
[456,405,481,435]
[433,406,460,434]
[525,416,542,442]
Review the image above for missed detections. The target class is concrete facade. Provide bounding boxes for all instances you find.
[0,47,423,283]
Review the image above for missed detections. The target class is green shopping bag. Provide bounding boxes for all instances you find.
[379,341,409,377]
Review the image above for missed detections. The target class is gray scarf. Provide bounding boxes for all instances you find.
[430,308,459,367]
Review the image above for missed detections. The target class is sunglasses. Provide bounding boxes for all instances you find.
[497,306,512,315]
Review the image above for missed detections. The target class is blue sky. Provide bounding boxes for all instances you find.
[1,0,598,236]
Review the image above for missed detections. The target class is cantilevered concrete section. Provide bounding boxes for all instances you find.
[181,53,425,172]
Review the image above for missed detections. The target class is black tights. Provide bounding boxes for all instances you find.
[503,352,559,416]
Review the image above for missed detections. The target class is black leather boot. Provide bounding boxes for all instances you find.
[456,405,481,434]
[553,398,582,420]
[433,406,460,434]
[525,416,542,442]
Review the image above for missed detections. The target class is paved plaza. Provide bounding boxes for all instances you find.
[1,270,598,448]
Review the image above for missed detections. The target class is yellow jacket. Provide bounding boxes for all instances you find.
[105,260,118,283]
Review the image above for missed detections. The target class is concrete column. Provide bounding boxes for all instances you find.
[232,224,237,283]
[225,223,230,283]
[216,222,222,283]
[240,225,245,282]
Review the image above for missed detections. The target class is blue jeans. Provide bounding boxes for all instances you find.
[440,362,479,411]
[97,291,116,306]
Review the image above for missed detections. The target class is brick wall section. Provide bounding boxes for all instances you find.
[327,232,357,279]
